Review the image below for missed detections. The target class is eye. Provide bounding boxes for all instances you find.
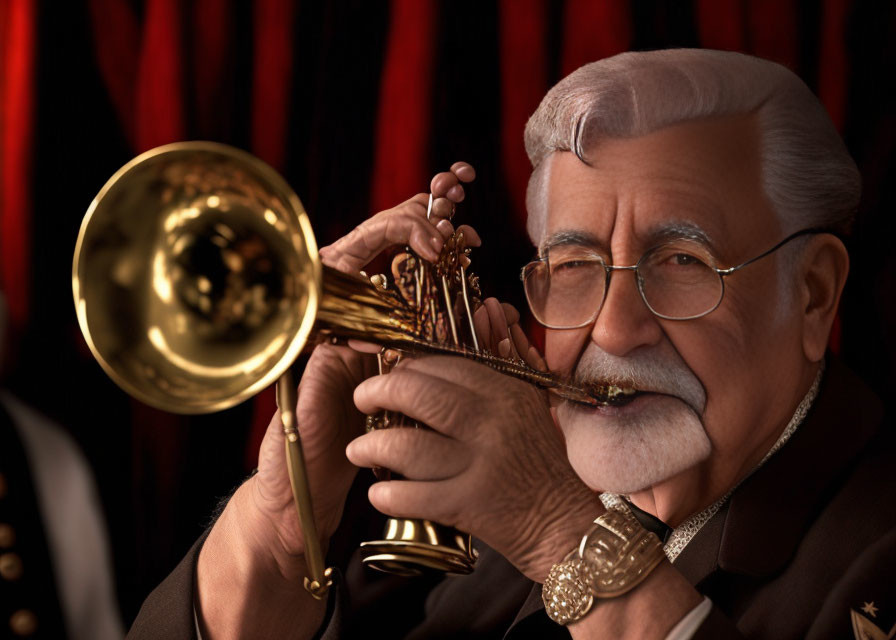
[548,255,605,279]
[643,244,717,276]
[551,258,589,272]
[669,253,701,267]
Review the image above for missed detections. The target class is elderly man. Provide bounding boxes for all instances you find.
[129,49,895,639]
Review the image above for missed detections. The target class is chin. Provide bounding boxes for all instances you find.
[558,395,712,494]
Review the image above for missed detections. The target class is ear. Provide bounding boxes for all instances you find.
[798,235,850,362]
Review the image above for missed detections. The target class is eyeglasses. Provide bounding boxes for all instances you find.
[521,228,827,328]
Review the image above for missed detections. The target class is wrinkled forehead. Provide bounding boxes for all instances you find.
[527,116,778,259]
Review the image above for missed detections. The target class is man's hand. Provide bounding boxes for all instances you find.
[195,162,482,639]
[473,297,548,370]
[320,162,479,272]
[348,353,603,582]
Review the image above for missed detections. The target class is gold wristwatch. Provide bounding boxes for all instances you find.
[542,508,666,625]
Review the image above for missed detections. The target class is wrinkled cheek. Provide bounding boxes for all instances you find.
[562,428,597,488]
[544,327,591,374]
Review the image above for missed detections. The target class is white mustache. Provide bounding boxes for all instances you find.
[570,345,707,415]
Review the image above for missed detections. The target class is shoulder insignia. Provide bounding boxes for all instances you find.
[851,604,896,640]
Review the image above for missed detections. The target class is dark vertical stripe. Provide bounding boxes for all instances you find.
[87,0,140,146]
[431,1,528,311]
[839,3,896,393]
[816,0,851,355]
[302,0,389,233]
[0,0,36,332]
[817,0,850,132]
[282,0,324,213]
[630,0,700,51]
[795,1,822,91]
[129,404,189,598]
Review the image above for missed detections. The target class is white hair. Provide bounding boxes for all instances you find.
[524,49,861,244]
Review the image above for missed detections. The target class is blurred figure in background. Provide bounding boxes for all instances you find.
[0,290,122,639]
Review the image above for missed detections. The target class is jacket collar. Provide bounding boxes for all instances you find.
[674,356,883,583]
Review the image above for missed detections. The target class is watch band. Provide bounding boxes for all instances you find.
[543,508,666,625]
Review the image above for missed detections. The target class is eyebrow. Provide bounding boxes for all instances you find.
[539,230,602,256]
[650,222,715,249]
[539,221,717,258]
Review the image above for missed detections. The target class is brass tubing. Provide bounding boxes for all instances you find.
[276,370,333,598]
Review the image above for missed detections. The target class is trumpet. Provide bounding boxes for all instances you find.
[72,142,615,594]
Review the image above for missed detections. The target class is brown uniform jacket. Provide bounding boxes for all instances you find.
[128,358,896,639]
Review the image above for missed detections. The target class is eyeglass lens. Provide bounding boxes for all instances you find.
[523,241,725,327]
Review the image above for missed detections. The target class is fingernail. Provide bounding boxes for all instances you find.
[431,236,443,256]
[498,338,511,358]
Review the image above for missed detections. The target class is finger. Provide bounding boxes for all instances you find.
[500,302,520,325]
[450,162,476,183]
[484,298,511,352]
[320,201,443,271]
[347,339,382,355]
[353,368,475,437]
[435,219,455,240]
[430,197,456,220]
[393,355,533,397]
[431,165,474,197]
[430,171,460,198]
[510,323,547,371]
[526,344,548,372]
[473,304,496,353]
[507,322,528,362]
[367,479,460,526]
[456,224,481,247]
[256,411,287,481]
[345,429,468,480]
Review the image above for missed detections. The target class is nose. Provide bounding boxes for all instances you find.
[590,266,664,356]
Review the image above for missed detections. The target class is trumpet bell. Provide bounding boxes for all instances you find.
[72,142,322,414]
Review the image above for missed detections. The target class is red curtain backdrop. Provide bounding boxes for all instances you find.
[369,0,436,213]
[499,0,547,231]
[3,0,894,622]
[0,0,35,334]
[561,0,631,74]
